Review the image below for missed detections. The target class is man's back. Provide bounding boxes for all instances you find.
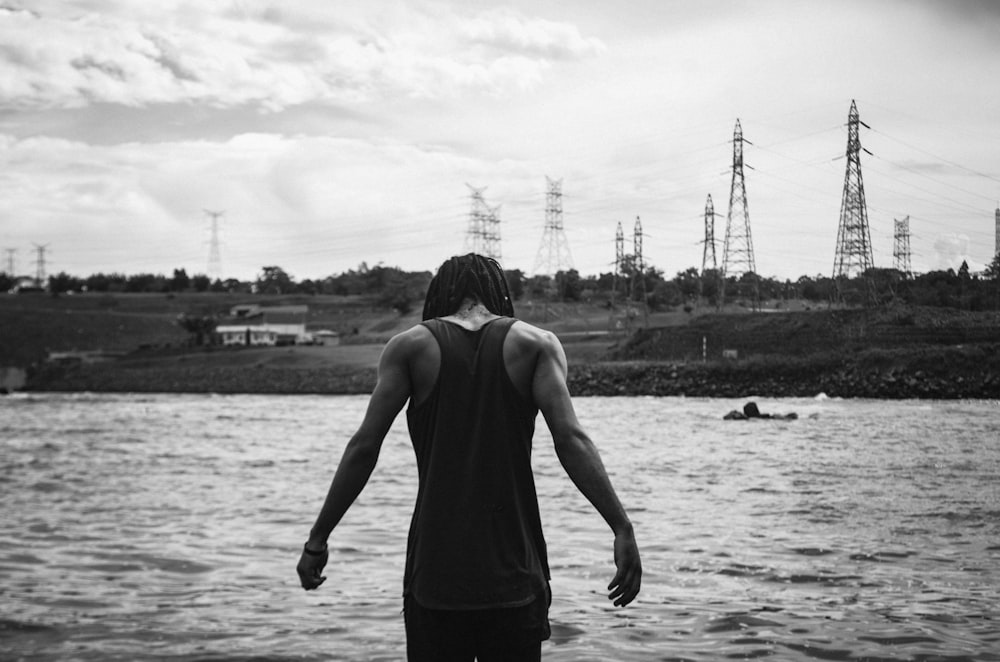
[298,253,640,661]
[393,312,562,408]
[403,316,549,609]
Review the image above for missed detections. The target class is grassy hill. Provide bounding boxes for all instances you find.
[4,292,999,398]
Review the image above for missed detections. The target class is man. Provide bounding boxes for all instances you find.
[297,254,641,661]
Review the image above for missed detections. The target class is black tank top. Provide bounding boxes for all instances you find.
[404,317,549,608]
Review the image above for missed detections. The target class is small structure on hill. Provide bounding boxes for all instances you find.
[216,304,309,346]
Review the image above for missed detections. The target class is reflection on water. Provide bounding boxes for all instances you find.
[1,393,998,660]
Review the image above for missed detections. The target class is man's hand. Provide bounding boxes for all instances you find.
[297,544,329,591]
[607,528,641,607]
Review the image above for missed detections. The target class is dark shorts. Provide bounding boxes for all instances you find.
[403,589,551,662]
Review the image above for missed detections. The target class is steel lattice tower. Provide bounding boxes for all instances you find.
[893,215,912,279]
[532,177,574,276]
[702,194,717,275]
[486,204,502,262]
[204,209,224,279]
[700,194,718,303]
[633,217,648,326]
[32,243,49,287]
[464,185,501,260]
[995,204,999,259]
[832,100,877,305]
[721,119,759,309]
[613,221,625,304]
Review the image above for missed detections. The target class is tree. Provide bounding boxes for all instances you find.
[984,254,1000,281]
[49,272,84,294]
[191,274,212,292]
[554,269,582,301]
[256,266,294,294]
[171,268,191,292]
[176,314,217,346]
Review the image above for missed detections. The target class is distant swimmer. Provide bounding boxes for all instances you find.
[723,401,798,420]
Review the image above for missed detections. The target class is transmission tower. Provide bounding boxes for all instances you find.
[204,209,225,279]
[995,204,999,259]
[832,99,877,306]
[721,119,759,310]
[613,221,625,303]
[464,185,501,260]
[893,215,912,279]
[486,204,502,262]
[4,248,15,275]
[701,194,718,274]
[32,243,49,288]
[532,177,574,276]
[700,194,718,304]
[633,217,648,327]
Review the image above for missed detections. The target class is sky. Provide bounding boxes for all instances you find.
[2,0,999,284]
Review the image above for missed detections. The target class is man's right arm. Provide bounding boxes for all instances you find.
[529,328,642,607]
[296,328,416,590]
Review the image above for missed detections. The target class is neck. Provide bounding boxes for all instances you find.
[442,298,499,330]
[454,299,489,318]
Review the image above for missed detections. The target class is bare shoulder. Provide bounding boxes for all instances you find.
[509,320,564,357]
[381,323,435,362]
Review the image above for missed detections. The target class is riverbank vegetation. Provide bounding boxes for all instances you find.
[4,258,1000,398]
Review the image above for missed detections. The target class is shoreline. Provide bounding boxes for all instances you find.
[23,343,1000,399]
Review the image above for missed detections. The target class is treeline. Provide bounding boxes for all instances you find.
[5,255,1000,312]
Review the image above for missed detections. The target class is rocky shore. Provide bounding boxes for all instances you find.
[25,342,1000,399]
[568,345,1000,399]
[15,302,1000,400]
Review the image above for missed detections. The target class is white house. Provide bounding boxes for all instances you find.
[216,304,309,346]
[216,326,279,346]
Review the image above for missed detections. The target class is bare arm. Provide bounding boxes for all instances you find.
[296,331,414,590]
[531,330,642,607]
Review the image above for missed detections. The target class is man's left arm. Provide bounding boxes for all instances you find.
[296,332,413,590]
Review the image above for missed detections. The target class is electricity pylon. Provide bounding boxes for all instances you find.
[832,99,877,306]
[532,177,573,276]
[32,243,49,288]
[700,194,718,304]
[464,185,501,261]
[893,215,912,279]
[204,209,224,279]
[613,221,625,306]
[633,217,648,327]
[721,119,759,310]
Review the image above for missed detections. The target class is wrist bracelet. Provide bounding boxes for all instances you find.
[303,542,327,556]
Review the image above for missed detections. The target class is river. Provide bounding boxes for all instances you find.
[1,393,998,661]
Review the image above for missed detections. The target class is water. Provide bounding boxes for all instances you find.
[1,393,998,661]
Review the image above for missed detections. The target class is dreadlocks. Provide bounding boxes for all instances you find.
[422,254,515,320]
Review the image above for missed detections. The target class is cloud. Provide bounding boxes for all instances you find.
[461,8,606,60]
[0,3,604,111]
[0,129,539,278]
[932,233,971,271]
